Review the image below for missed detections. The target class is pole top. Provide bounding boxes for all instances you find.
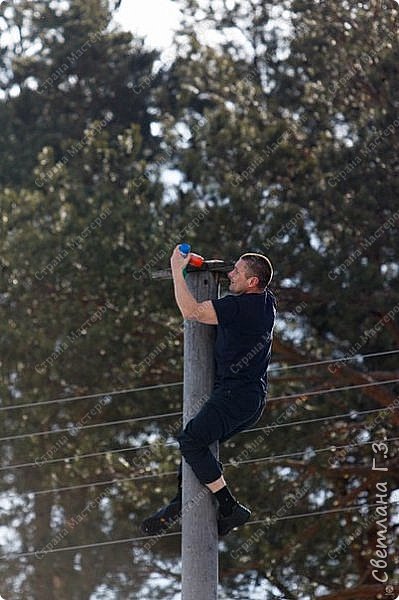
[151,259,234,280]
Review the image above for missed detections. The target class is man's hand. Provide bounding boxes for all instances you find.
[170,244,218,324]
[170,245,191,275]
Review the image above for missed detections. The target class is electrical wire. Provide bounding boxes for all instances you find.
[2,401,397,468]
[267,378,399,403]
[1,348,398,413]
[235,435,399,466]
[7,471,179,498]
[2,398,398,472]
[247,499,399,524]
[1,378,398,445]
[1,383,398,471]
[0,381,183,413]
[4,435,399,494]
[244,406,396,434]
[268,348,399,372]
[0,443,153,472]
[2,499,398,560]
[1,336,397,566]
[0,411,183,443]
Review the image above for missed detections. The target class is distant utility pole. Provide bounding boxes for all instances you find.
[152,259,233,600]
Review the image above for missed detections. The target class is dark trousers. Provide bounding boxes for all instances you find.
[176,383,265,486]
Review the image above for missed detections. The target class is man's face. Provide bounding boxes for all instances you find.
[228,258,259,294]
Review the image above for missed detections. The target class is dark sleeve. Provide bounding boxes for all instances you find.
[211,295,240,326]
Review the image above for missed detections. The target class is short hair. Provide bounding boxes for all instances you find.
[240,253,273,290]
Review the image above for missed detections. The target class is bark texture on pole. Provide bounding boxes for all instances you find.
[181,269,220,600]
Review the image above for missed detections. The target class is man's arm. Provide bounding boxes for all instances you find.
[170,246,218,325]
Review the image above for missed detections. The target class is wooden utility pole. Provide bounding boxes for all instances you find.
[182,266,219,600]
[152,259,233,600]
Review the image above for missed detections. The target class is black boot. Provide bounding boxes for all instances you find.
[217,503,251,536]
[141,468,182,535]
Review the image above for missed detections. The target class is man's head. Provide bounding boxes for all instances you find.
[228,253,273,294]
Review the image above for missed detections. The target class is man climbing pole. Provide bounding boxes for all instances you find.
[142,245,276,536]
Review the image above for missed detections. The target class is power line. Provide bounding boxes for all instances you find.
[235,435,399,466]
[4,435,399,494]
[2,500,398,560]
[2,392,398,472]
[247,499,399,524]
[2,378,398,445]
[244,406,396,434]
[6,471,179,498]
[1,397,397,452]
[21,472,179,499]
[0,381,183,413]
[268,378,399,403]
[0,411,183,443]
[72,406,399,456]
[0,443,154,472]
[1,348,398,413]
[2,389,398,472]
[269,348,399,372]
[100,405,393,450]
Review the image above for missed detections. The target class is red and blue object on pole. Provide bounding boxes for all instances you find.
[178,243,204,268]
